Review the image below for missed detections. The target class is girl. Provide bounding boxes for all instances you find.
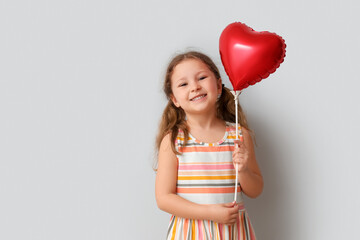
[155,51,263,239]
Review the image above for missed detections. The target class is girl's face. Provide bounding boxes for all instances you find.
[170,58,222,116]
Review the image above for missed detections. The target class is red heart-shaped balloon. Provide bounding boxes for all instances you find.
[219,22,286,91]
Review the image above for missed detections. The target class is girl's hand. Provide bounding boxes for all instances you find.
[209,201,239,225]
[232,139,250,173]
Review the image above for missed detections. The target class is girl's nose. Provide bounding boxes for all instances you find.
[191,82,201,92]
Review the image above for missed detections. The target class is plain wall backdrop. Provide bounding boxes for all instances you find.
[1,0,359,239]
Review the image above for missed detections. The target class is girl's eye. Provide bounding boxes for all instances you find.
[199,76,207,80]
[179,83,187,87]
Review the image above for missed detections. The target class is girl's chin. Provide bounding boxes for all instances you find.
[184,105,217,115]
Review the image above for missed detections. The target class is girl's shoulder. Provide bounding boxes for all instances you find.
[175,128,186,148]
[159,131,182,155]
[225,121,243,132]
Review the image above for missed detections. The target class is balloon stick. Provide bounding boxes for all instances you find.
[231,90,241,202]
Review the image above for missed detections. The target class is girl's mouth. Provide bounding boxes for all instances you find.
[190,94,207,101]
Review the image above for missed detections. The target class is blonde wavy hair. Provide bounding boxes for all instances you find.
[154,51,251,171]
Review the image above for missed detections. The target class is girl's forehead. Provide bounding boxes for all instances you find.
[176,58,207,69]
[172,59,210,78]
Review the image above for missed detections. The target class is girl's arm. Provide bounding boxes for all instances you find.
[155,133,239,225]
[233,128,264,198]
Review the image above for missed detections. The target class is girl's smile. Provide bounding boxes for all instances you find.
[190,93,207,102]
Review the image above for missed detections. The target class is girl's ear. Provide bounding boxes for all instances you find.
[217,78,222,95]
[170,94,180,108]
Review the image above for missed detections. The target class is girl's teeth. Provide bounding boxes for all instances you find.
[192,95,205,101]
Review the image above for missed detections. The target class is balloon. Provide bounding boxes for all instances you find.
[219,22,286,91]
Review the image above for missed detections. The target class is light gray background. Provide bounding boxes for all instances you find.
[1,0,359,239]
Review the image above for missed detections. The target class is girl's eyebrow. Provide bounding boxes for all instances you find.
[174,77,186,84]
[173,70,209,83]
[196,70,206,74]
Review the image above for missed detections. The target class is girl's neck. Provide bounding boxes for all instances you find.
[185,112,226,144]
[186,112,223,131]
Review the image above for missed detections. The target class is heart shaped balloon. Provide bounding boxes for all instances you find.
[219,22,286,91]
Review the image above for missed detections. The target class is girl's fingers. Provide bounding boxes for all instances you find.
[230,203,239,212]
[228,214,239,225]
[231,213,239,220]
[233,140,240,149]
[233,152,245,161]
[231,210,239,216]
[234,139,246,149]
[233,148,241,154]
[232,154,242,164]
[233,145,246,154]
[224,201,236,208]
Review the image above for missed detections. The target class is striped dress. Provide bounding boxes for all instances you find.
[166,122,256,240]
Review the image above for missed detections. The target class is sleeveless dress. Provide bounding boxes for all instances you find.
[166,122,256,240]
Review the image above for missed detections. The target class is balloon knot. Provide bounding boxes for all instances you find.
[230,90,241,100]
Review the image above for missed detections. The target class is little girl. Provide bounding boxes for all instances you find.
[155,51,263,240]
